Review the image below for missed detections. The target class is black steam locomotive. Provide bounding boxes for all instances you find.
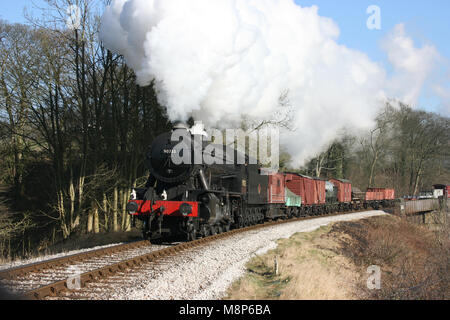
[127,123,273,241]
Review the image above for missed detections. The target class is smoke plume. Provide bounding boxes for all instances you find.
[99,0,437,167]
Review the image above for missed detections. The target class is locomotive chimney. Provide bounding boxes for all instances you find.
[172,121,189,131]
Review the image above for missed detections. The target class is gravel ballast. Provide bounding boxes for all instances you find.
[80,210,386,300]
[0,242,126,271]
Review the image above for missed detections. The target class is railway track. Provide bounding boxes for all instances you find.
[0,240,168,299]
[0,209,386,300]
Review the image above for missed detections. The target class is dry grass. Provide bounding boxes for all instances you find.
[225,214,450,300]
[225,226,359,300]
[331,215,450,300]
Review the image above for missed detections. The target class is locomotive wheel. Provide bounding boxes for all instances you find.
[237,216,244,228]
[187,228,197,242]
[251,211,257,225]
[246,210,252,226]
[259,211,265,223]
[143,231,151,241]
[201,225,210,238]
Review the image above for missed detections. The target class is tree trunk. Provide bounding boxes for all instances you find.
[120,189,125,230]
[58,191,70,239]
[368,152,378,187]
[121,189,129,231]
[413,165,423,196]
[69,167,75,232]
[103,193,109,232]
[87,204,93,234]
[93,204,99,234]
[113,186,118,232]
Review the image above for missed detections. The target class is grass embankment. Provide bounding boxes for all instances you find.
[225,225,358,300]
[225,215,449,300]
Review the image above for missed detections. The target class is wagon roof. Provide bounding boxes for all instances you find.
[367,187,394,190]
[330,178,352,183]
[297,174,314,179]
[284,172,314,179]
[433,184,450,188]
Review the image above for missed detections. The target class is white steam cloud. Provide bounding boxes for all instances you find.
[382,24,440,106]
[99,0,441,167]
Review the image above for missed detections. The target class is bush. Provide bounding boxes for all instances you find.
[331,216,449,300]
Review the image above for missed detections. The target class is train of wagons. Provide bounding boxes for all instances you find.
[127,125,396,241]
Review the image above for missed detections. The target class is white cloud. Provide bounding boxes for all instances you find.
[381,23,441,106]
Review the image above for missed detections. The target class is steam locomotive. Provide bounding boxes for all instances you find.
[127,124,396,241]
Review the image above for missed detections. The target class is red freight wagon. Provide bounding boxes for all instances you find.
[268,173,286,204]
[314,178,326,205]
[301,175,317,205]
[366,188,384,201]
[383,189,395,200]
[285,174,303,197]
[285,174,316,206]
[330,179,352,203]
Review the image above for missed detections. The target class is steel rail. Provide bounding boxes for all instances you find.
[0,240,150,280]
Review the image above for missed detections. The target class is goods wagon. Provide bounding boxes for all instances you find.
[285,174,316,206]
[383,189,395,200]
[268,173,286,204]
[366,188,385,201]
[330,179,352,203]
[314,178,326,205]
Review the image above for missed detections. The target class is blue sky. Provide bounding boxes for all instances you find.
[296,0,450,61]
[295,0,450,115]
[1,0,449,115]
[0,0,41,23]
